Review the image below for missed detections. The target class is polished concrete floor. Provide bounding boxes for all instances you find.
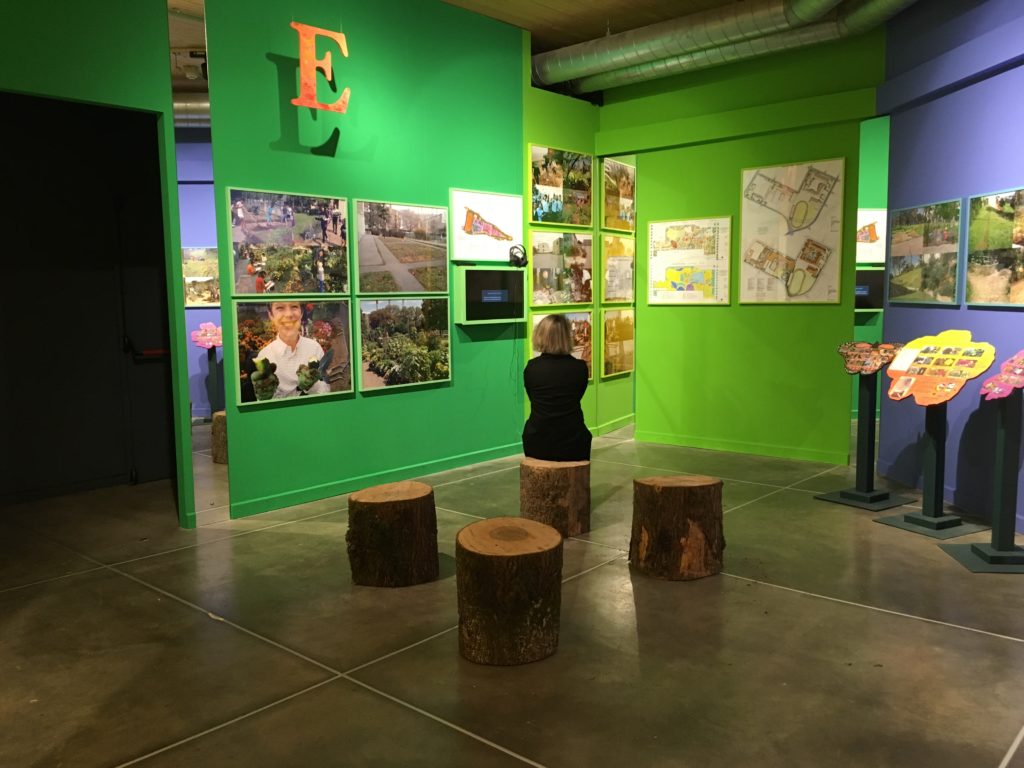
[3,427,1024,767]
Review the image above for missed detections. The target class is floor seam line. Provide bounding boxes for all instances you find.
[998,720,1024,768]
[431,464,519,488]
[591,457,792,491]
[0,566,108,595]
[341,675,550,768]
[110,676,342,767]
[435,506,487,520]
[721,572,1024,644]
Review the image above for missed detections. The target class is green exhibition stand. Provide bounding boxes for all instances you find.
[941,389,1024,572]
[876,401,988,539]
[816,370,912,511]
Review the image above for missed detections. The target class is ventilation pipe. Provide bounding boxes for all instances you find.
[532,0,844,87]
[570,0,919,93]
[173,92,211,128]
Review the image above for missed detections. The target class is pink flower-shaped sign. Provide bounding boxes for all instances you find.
[980,349,1024,401]
[191,322,223,349]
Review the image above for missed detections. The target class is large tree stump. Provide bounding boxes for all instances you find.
[210,411,228,465]
[346,480,439,587]
[630,475,724,580]
[519,458,591,537]
[456,517,563,665]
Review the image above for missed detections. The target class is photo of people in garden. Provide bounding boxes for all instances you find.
[531,231,593,305]
[359,298,450,390]
[230,189,348,294]
[236,299,352,404]
[888,202,960,303]
[182,247,219,306]
[602,158,636,233]
[356,202,448,293]
[531,145,592,226]
[966,189,1024,305]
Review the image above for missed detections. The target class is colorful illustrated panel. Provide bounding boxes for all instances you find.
[966,189,1024,306]
[603,309,635,377]
[229,189,348,294]
[886,329,995,406]
[888,201,961,304]
[837,341,903,375]
[236,299,353,404]
[602,235,635,303]
[355,201,448,293]
[648,217,730,304]
[530,145,593,227]
[531,311,593,379]
[980,349,1024,401]
[740,158,843,303]
[602,158,636,233]
[531,230,593,305]
[855,208,887,265]
[359,298,450,390]
[182,247,220,307]
[450,189,523,264]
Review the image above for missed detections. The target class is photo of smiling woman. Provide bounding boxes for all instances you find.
[237,299,353,403]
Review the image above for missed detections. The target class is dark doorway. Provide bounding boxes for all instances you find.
[0,91,176,504]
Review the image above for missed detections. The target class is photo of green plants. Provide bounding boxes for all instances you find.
[966,188,1024,306]
[888,201,960,304]
[531,145,592,226]
[356,201,448,293]
[182,247,219,306]
[359,298,450,390]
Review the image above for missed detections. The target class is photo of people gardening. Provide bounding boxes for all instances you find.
[531,231,593,305]
[356,202,448,293]
[531,145,592,226]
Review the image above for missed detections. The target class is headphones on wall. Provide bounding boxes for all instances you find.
[508,244,527,267]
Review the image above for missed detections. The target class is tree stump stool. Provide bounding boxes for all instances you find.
[630,475,724,580]
[456,517,563,665]
[519,458,590,537]
[346,480,439,587]
[210,410,228,465]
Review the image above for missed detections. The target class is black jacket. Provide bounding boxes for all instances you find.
[522,353,592,461]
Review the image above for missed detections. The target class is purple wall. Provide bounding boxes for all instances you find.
[878,0,1024,532]
[176,142,223,419]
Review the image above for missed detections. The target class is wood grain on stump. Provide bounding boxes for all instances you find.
[456,517,563,665]
[211,411,228,465]
[346,480,439,587]
[630,475,724,580]
[519,458,591,537]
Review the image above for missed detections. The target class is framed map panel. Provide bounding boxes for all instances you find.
[648,217,730,305]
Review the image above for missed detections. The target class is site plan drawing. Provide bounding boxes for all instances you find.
[740,158,843,303]
[648,217,731,304]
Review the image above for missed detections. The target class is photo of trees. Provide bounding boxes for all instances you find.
[531,146,592,226]
[888,202,960,303]
[359,298,450,389]
[966,189,1024,305]
[356,201,448,293]
[230,188,348,294]
[531,231,593,305]
[182,247,219,306]
[602,158,636,233]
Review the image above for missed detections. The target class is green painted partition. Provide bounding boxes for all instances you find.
[0,0,191,524]
[205,0,526,517]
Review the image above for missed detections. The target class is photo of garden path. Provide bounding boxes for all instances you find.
[356,202,447,293]
[889,202,960,302]
[230,190,347,294]
[359,298,450,390]
[966,190,1024,305]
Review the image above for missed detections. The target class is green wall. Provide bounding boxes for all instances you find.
[523,80,636,436]
[0,0,191,524]
[206,0,526,517]
[596,31,885,464]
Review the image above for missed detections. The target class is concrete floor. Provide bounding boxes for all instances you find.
[3,427,1024,767]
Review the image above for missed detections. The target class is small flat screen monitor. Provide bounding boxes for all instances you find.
[855,268,884,309]
[460,268,525,323]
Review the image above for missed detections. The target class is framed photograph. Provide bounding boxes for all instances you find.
[855,208,887,265]
[602,158,636,233]
[739,158,843,303]
[648,217,731,305]
[530,145,593,226]
[530,230,593,306]
[602,309,635,377]
[229,188,348,294]
[359,297,451,390]
[531,311,593,379]
[450,189,522,263]
[354,201,448,293]
[182,247,220,307]
[965,188,1024,306]
[236,299,353,405]
[888,200,961,304]
[602,235,635,303]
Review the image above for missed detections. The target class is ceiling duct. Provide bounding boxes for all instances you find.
[532,0,844,87]
[173,92,210,128]
[570,0,919,93]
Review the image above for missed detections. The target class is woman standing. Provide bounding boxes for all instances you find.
[522,314,591,461]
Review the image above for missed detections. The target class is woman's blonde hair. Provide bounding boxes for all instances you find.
[533,314,574,355]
